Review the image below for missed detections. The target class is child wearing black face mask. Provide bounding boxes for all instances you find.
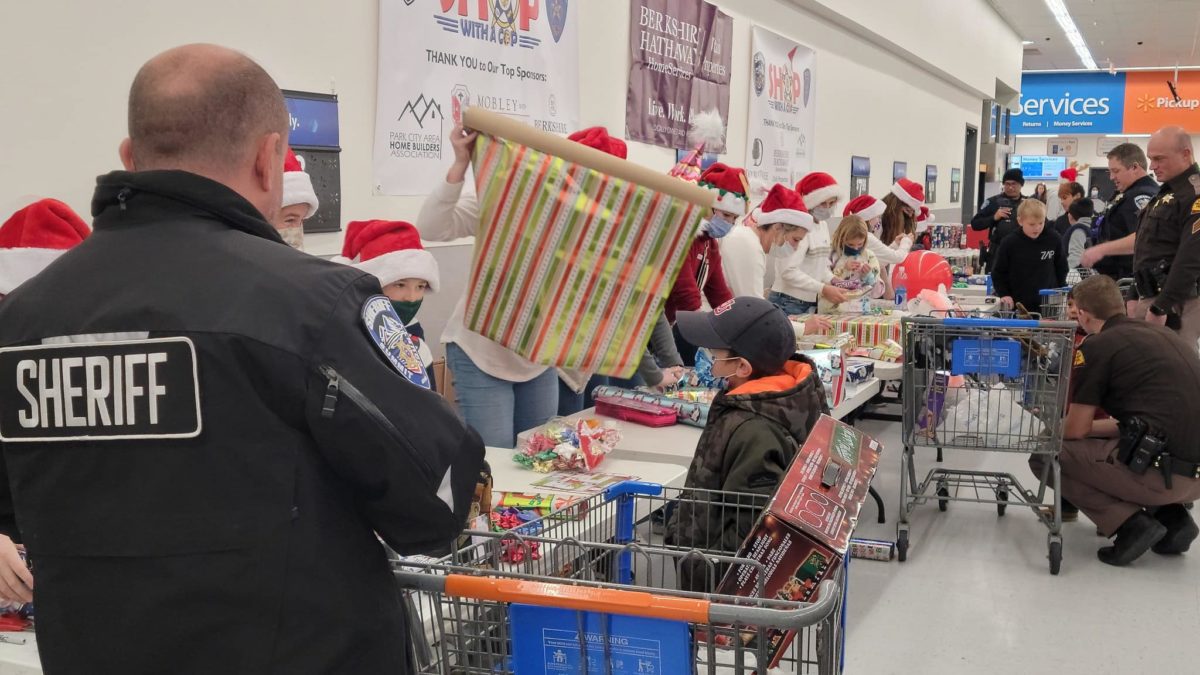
[818,215,883,313]
[336,219,440,390]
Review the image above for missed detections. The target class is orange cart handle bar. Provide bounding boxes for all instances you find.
[394,571,840,630]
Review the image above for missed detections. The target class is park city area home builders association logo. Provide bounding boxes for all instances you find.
[388,94,445,161]
[432,0,568,47]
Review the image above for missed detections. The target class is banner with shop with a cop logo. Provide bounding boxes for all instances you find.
[744,27,816,202]
[373,0,580,196]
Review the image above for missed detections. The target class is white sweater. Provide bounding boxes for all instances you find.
[719,225,766,298]
[771,219,833,302]
[414,179,549,382]
[867,233,913,266]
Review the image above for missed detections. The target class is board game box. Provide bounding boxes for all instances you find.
[710,415,883,666]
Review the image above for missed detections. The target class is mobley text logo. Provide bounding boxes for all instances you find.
[389,94,444,160]
[431,0,568,48]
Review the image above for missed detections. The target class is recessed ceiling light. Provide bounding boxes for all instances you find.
[1022,40,1035,45]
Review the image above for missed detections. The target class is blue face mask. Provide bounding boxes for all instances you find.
[843,245,863,257]
[693,348,730,391]
[703,213,735,239]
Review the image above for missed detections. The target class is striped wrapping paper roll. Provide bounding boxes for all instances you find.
[464,134,705,378]
[590,385,710,428]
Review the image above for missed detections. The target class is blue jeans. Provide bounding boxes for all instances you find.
[558,374,645,416]
[769,291,817,316]
[445,343,559,449]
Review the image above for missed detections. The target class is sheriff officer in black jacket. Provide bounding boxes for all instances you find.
[0,44,484,674]
[1081,143,1158,280]
[1083,127,1200,350]
[970,167,1028,271]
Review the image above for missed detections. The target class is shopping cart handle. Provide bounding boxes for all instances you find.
[941,317,1042,328]
[604,481,663,500]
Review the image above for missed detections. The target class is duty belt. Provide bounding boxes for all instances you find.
[1151,452,1200,489]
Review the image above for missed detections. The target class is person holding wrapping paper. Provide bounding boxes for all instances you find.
[665,297,827,591]
[768,172,849,316]
[1031,275,1200,566]
[418,124,631,447]
[721,183,815,299]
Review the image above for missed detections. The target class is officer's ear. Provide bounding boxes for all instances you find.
[252,132,284,195]
[119,138,136,172]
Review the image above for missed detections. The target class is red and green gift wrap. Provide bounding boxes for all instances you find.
[462,108,712,378]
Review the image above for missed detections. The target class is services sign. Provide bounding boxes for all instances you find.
[1012,72,1126,134]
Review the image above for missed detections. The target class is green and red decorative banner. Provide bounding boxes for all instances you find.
[464,113,707,377]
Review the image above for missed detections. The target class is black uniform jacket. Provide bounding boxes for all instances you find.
[0,170,484,674]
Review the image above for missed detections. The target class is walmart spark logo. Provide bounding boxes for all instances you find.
[1136,94,1156,113]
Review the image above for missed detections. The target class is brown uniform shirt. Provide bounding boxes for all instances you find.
[1132,163,1200,311]
[1072,315,1200,462]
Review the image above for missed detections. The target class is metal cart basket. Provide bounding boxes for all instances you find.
[394,482,845,674]
[897,316,1076,574]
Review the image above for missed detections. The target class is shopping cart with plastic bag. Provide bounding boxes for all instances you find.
[897,316,1075,574]
[1038,268,1098,320]
[394,482,846,674]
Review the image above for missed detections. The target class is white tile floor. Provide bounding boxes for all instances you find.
[844,415,1200,674]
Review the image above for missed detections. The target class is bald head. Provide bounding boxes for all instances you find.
[1147,125,1196,184]
[126,44,288,173]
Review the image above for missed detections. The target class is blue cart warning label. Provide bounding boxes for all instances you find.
[510,605,690,674]
[951,338,1021,378]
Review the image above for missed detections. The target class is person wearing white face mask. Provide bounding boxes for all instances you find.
[844,194,914,298]
[769,172,847,315]
[722,183,814,299]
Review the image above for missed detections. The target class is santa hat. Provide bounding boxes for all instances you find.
[0,198,90,295]
[754,184,815,231]
[567,127,627,159]
[668,109,725,183]
[1059,167,1079,183]
[283,148,319,216]
[699,163,750,215]
[890,178,925,211]
[916,206,935,232]
[843,195,886,221]
[333,220,439,291]
[795,172,842,210]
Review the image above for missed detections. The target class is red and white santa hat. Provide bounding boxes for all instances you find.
[567,127,628,159]
[915,205,935,232]
[1059,167,1079,183]
[0,198,90,295]
[698,163,751,215]
[333,220,439,291]
[843,195,886,221]
[795,172,843,210]
[283,148,319,216]
[890,178,925,211]
[754,184,815,230]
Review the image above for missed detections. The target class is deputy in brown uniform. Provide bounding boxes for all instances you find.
[1081,126,1200,350]
[1031,275,1200,566]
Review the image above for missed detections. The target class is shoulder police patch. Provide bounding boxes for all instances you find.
[1192,198,1200,215]
[1073,350,1085,367]
[0,337,202,443]
[361,296,431,389]
[1133,194,1152,211]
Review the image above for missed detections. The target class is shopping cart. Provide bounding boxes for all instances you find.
[394,482,846,674]
[1039,268,1098,320]
[897,316,1076,575]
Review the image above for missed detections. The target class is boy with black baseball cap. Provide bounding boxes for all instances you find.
[665,297,829,590]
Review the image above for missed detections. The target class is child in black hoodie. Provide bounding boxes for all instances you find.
[991,199,1067,315]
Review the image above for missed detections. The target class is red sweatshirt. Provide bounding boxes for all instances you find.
[665,235,734,323]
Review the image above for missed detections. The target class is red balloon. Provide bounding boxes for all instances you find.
[892,250,953,296]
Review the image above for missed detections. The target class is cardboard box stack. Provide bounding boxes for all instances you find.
[711,415,882,667]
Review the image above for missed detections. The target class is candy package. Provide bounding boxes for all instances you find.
[513,418,621,473]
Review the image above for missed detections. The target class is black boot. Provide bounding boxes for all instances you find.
[1152,504,1200,555]
[1097,512,1167,566]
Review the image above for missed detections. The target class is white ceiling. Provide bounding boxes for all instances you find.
[988,0,1200,70]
